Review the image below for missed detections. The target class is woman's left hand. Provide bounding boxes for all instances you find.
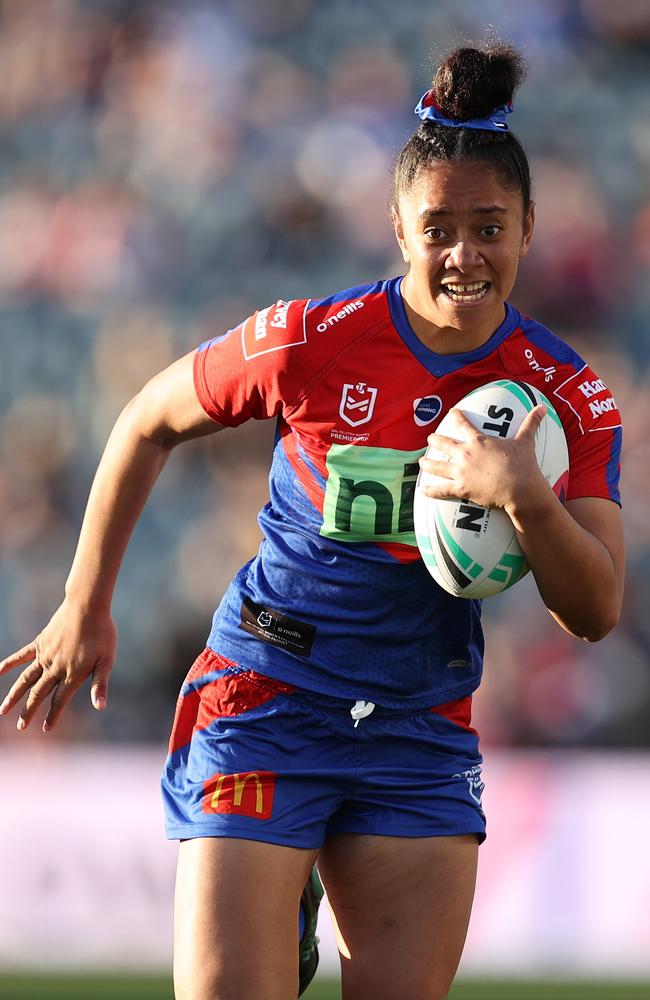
[418,403,548,512]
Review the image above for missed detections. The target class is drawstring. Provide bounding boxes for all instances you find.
[350,699,375,727]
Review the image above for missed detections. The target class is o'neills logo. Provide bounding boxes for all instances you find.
[203,770,276,820]
[316,300,364,333]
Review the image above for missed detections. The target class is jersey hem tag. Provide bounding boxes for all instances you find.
[239,598,316,656]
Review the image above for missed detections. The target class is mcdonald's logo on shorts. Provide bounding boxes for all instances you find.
[202,770,276,820]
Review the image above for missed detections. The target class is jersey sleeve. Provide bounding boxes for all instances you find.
[193,299,310,426]
[552,364,622,504]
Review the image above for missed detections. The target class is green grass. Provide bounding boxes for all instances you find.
[446,983,650,1000]
[0,975,648,999]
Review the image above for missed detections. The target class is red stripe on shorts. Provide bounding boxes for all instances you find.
[168,649,296,754]
[185,647,239,684]
[430,695,477,734]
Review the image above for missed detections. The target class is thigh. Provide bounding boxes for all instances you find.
[174,836,318,1000]
[319,832,479,1000]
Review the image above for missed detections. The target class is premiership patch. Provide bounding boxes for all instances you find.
[239,598,316,656]
[339,381,378,427]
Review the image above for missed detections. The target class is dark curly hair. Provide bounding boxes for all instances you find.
[392,42,532,215]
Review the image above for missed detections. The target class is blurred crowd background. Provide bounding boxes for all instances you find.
[0,0,648,748]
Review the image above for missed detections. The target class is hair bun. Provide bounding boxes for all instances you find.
[432,43,527,122]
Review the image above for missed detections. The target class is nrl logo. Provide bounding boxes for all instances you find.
[257,611,273,628]
[339,382,378,427]
[453,765,485,806]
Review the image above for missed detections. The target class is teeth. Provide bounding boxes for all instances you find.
[442,281,489,303]
[444,282,487,292]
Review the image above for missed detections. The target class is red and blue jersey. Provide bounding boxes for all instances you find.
[193,276,622,709]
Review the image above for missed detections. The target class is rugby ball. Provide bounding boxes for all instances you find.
[414,380,569,598]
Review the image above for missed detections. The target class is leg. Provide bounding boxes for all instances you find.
[318,832,478,1000]
[173,837,319,1000]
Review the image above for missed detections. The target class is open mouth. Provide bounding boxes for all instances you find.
[441,281,490,303]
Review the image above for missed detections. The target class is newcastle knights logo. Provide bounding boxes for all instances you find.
[339,382,378,427]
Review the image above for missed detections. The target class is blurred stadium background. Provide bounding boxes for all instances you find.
[0,0,649,996]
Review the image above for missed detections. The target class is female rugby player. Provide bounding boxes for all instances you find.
[0,41,623,1000]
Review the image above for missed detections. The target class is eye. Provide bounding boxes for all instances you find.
[481,224,503,238]
[424,227,448,241]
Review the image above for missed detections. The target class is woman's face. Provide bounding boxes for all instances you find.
[392,160,534,352]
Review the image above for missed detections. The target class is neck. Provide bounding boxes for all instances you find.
[401,274,506,355]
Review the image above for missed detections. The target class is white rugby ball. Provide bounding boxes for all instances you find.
[414,379,569,598]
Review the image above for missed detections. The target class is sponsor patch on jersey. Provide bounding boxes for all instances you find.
[523,347,556,383]
[321,443,425,544]
[203,770,276,820]
[553,365,621,433]
[239,597,316,656]
[339,382,378,427]
[413,395,442,426]
[242,300,306,360]
[312,299,365,333]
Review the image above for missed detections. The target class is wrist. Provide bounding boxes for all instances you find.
[64,583,112,616]
[504,473,557,533]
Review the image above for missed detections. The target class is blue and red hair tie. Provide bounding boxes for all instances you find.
[415,89,513,132]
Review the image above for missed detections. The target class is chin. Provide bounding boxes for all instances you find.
[438,295,502,328]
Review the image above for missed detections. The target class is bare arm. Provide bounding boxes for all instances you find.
[0,351,222,731]
[420,406,624,641]
[507,489,624,642]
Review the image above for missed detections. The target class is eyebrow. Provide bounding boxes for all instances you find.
[418,205,509,218]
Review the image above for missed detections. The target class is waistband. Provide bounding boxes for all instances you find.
[188,647,475,729]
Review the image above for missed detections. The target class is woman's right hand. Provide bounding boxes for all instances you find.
[0,598,117,733]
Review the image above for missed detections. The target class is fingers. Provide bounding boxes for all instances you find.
[426,431,462,457]
[446,408,478,435]
[0,661,67,731]
[43,679,81,733]
[422,481,465,501]
[0,663,42,718]
[419,456,454,481]
[0,642,37,676]
[515,404,547,439]
[426,409,478,455]
[0,648,112,732]
[91,659,112,711]
[18,673,60,731]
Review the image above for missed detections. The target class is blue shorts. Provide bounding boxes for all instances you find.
[162,649,486,847]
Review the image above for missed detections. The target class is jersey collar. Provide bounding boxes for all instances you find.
[385,275,519,377]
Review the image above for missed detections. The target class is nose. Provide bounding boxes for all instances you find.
[445,240,484,272]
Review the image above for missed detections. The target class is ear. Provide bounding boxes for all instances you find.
[519,202,535,259]
[391,205,410,264]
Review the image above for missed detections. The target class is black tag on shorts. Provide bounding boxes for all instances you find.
[239,598,316,656]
